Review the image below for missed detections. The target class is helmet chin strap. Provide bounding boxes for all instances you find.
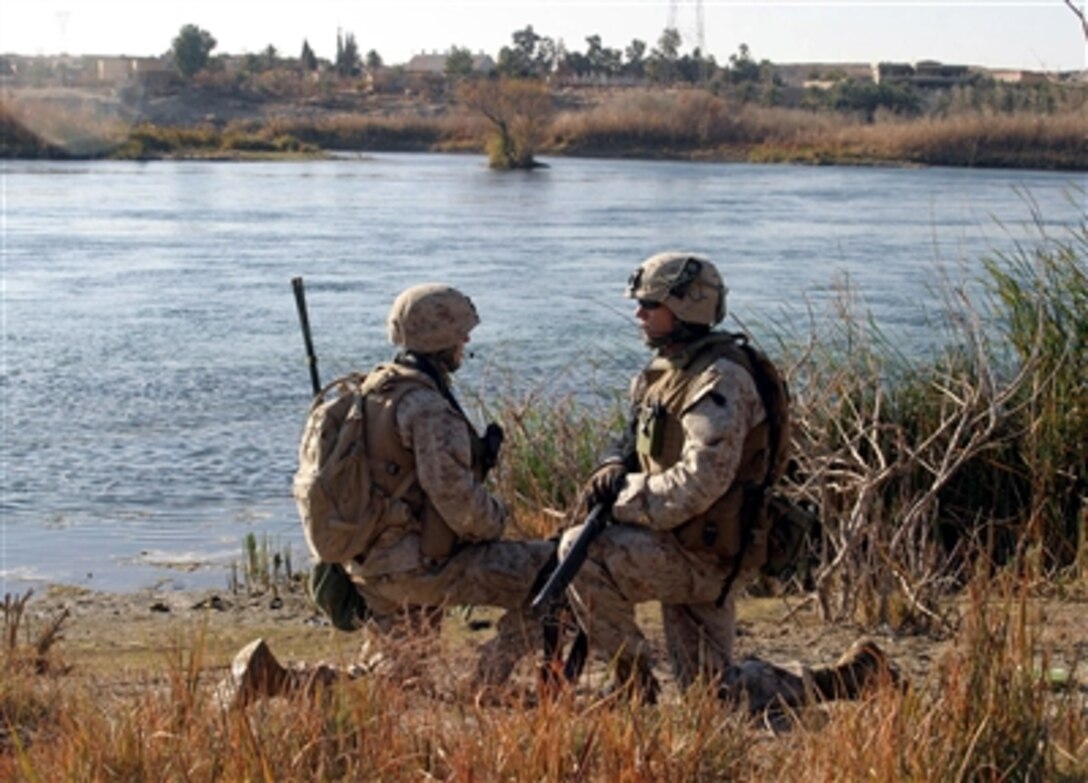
[430,346,460,374]
[645,322,710,351]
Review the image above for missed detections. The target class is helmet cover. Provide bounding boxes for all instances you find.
[626,252,727,326]
[387,283,480,353]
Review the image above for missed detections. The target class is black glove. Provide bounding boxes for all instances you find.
[577,461,627,515]
[480,422,505,474]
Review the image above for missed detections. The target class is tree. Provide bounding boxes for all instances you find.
[624,38,647,78]
[365,50,383,70]
[300,39,318,72]
[336,30,361,77]
[456,78,554,169]
[585,35,622,77]
[171,24,217,79]
[647,27,681,83]
[261,45,279,71]
[445,46,475,79]
[711,44,779,104]
[826,80,922,121]
[497,24,554,78]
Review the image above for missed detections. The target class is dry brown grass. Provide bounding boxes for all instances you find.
[3,575,1085,781]
[836,110,1088,168]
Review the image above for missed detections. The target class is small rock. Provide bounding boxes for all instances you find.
[192,595,230,611]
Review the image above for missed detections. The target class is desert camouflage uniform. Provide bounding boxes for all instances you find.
[349,369,554,687]
[560,355,764,689]
[227,283,559,706]
[559,350,898,712]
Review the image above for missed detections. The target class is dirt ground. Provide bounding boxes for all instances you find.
[16,579,1088,704]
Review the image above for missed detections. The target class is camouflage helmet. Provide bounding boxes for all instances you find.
[626,252,727,326]
[387,283,480,353]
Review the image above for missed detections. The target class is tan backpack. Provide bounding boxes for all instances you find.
[292,372,415,565]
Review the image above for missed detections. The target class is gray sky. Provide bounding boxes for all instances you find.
[2,1,1085,71]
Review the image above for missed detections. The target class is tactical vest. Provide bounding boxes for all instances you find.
[633,333,773,569]
[363,362,482,561]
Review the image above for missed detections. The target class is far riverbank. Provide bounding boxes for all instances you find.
[2,84,1086,170]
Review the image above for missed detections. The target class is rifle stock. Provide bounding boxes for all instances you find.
[530,504,608,612]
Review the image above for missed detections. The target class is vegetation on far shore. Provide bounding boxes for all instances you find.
[2,186,1085,780]
[3,79,1085,170]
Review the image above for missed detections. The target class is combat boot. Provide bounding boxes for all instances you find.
[227,638,293,707]
[809,639,902,701]
[225,638,344,708]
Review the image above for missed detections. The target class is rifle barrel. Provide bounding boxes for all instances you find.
[291,277,321,396]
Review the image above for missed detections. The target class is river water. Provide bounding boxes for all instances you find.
[2,152,1083,594]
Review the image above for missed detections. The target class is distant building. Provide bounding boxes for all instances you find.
[874,60,975,88]
[774,62,874,88]
[913,60,972,87]
[91,55,173,88]
[873,62,915,84]
[989,69,1051,85]
[405,50,495,75]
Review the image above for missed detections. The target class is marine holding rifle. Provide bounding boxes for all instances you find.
[230,283,555,703]
[560,252,899,708]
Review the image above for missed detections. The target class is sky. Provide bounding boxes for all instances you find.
[1,1,1085,72]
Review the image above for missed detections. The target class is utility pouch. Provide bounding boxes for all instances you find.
[635,402,665,459]
[675,486,745,558]
[420,501,458,561]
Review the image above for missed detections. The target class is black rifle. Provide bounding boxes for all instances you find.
[291,276,321,396]
[530,504,609,685]
[530,503,609,612]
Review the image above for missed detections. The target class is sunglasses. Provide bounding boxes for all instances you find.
[637,299,662,310]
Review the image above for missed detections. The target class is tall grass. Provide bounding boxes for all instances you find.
[230,533,296,596]
[982,201,1088,569]
[484,391,627,537]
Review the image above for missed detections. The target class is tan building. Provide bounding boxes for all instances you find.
[405,51,495,74]
[874,60,975,87]
[990,69,1051,85]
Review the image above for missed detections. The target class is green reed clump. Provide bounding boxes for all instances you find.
[235,533,294,595]
[983,205,1088,570]
[484,390,628,533]
[113,122,221,158]
[220,130,308,153]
